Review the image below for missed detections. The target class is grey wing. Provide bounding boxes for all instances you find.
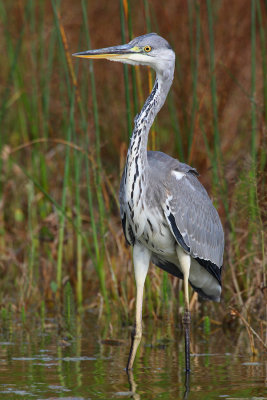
[162,168,224,270]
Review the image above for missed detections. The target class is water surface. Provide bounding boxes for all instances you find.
[0,314,265,399]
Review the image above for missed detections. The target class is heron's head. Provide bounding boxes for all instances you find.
[73,33,175,78]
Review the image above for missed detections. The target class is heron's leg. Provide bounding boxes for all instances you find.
[177,246,191,372]
[126,243,151,371]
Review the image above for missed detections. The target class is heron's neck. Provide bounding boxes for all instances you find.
[127,68,174,167]
[124,67,174,210]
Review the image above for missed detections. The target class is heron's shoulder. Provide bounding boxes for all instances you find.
[147,151,199,176]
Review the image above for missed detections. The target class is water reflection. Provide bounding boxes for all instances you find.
[127,370,140,399]
[183,371,190,400]
[0,313,265,399]
[127,368,190,400]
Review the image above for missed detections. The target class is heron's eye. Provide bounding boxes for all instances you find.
[144,45,152,52]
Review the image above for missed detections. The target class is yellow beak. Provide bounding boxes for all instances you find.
[72,44,139,60]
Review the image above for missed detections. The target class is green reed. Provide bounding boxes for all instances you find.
[256,0,267,173]
[80,14,106,246]
[167,92,184,162]
[80,0,109,310]
[74,151,83,308]
[120,0,132,139]
[203,315,211,336]
[127,0,139,115]
[249,0,258,224]
[0,1,25,253]
[63,281,76,336]
[51,0,109,309]
[206,0,221,187]
[187,0,201,161]
[21,306,26,325]
[56,97,73,294]
[1,0,107,309]
[27,181,38,288]
[40,300,45,332]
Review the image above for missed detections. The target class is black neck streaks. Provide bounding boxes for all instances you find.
[123,79,160,235]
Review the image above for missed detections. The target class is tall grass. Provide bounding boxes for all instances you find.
[120,0,132,139]
[250,0,258,223]
[0,0,266,347]
[187,0,201,163]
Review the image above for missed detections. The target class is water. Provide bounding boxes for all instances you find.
[0,314,265,399]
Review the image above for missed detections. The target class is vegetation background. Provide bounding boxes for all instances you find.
[0,0,266,350]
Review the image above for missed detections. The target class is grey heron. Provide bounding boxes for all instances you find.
[73,33,224,372]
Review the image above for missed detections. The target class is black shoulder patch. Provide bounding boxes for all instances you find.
[121,214,135,246]
[121,214,130,245]
[188,168,199,177]
[195,257,222,285]
[167,213,190,253]
[128,224,135,245]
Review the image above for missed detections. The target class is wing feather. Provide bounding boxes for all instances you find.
[162,169,224,269]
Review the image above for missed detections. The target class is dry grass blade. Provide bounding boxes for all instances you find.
[56,9,81,104]
[230,307,267,352]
